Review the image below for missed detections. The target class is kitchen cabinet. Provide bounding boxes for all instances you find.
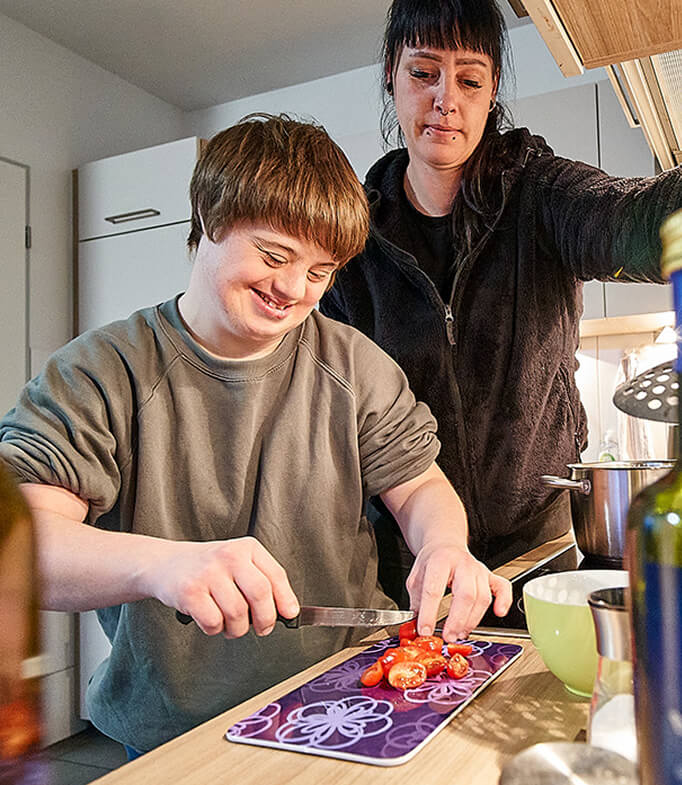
[512,83,605,319]
[75,135,200,718]
[520,0,682,76]
[511,79,667,321]
[597,81,670,318]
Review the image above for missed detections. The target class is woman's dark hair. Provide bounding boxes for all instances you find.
[380,0,516,256]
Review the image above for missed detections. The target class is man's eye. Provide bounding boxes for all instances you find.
[307,270,330,282]
[263,252,286,267]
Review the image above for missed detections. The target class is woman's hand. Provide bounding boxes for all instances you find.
[143,536,300,638]
[406,538,512,641]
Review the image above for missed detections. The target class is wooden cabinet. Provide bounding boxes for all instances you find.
[520,0,682,76]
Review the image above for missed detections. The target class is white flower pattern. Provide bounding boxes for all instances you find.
[229,702,282,738]
[275,695,394,749]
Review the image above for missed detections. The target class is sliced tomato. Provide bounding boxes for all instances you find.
[415,651,447,677]
[446,653,470,679]
[398,644,423,660]
[412,635,444,653]
[398,619,417,641]
[378,647,408,675]
[360,661,384,687]
[387,660,428,690]
[446,642,473,657]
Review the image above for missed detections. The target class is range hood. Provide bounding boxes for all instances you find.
[514,0,682,170]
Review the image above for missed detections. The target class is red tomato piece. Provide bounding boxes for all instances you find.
[398,644,423,660]
[415,651,447,678]
[360,661,384,687]
[387,660,428,690]
[398,619,417,641]
[446,653,470,679]
[378,647,408,675]
[446,643,474,657]
[413,635,444,653]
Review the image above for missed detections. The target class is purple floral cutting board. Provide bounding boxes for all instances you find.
[225,636,522,766]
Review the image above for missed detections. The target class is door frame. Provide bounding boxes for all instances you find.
[0,155,31,385]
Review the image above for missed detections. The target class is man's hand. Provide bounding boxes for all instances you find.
[142,536,300,638]
[406,539,512,641]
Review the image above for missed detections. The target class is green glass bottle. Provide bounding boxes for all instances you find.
[627,208,682,785]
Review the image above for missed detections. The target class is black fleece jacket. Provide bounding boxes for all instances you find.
[321,128,681,567]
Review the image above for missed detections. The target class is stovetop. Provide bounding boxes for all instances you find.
[473,544,623,638]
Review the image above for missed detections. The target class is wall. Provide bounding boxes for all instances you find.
[183,22,608,176]
[0,12,185,374]
[0,10,187,745]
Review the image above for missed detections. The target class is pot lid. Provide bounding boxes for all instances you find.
[613,360,678,423]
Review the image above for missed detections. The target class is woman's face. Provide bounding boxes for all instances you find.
[391,45,497,176]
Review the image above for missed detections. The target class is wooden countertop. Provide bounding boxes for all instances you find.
[91,533,588,785]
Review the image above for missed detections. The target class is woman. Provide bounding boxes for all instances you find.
[321,0,682,603]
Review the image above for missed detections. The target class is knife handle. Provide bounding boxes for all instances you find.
[174,609,301,628]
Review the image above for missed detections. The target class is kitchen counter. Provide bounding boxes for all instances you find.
[91,532,588,784]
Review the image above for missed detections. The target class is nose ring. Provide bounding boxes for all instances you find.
[435,103,454,116]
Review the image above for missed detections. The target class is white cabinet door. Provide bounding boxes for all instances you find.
[78,222,193,333]
[78,137,199,241]
[598,81,670,316]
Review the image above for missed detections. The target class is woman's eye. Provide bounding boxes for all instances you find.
[410,68,436,81]
[461,79,483,90]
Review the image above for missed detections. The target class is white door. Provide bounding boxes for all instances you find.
[0,158,28,415]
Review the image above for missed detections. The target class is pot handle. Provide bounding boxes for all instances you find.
[540,475,591,495]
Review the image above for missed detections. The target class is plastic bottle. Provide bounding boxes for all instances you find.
[598,430,619,462]
[626,208,682,785]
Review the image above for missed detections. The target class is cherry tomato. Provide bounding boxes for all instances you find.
[387,660,428,690]
[360,661,384,687]
[415,651,447,677]
[446,643,473,657]
[398,644,423,660]
[378,647,408,675]
[446,653,470,679]
[398,619,417,641]
[413,635,444,653]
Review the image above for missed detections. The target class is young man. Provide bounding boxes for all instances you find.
[0,115,511,754]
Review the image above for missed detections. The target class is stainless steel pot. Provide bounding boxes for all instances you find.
[541,461,675,560]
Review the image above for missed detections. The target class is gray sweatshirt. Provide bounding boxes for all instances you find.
[0,297,439,750]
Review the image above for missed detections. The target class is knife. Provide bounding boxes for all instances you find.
[175,606,416,629]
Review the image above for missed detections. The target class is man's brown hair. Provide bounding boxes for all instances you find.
[188,114,369,270]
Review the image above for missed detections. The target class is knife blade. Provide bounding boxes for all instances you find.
[175,606,415,629]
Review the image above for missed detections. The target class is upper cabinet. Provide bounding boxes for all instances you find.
[78,137,201,241]
[514,0,682,169]
[519,0,682,75]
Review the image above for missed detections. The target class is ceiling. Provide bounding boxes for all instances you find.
[0,0,529,111]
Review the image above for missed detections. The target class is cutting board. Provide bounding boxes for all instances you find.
[225,636,522,766]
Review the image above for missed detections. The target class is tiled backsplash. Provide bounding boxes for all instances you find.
[576,331,676,462]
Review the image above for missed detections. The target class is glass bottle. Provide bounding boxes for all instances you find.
[0,462,45,784]
[626,208,682,785]
[588,587,636,763]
